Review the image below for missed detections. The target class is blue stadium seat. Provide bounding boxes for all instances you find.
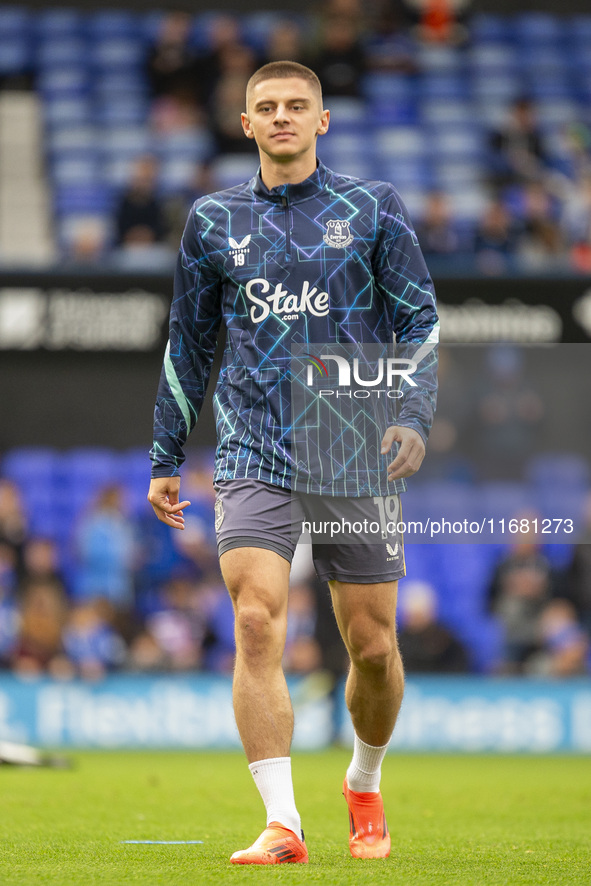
[47,124,99,155]
[66,448,119,492]
[37,37,87,68]
[91,38,146,70]
[51,155,102,186]
[458,617,504,673]
[419,481,479,529]
[435,165,483,197]
[420,98,474,127]
[158,158,200,196]
[447,189,489,223]
[564,15,591,45]
[242,11,287,52]
[477,482,534,524]
[213,154,258,189]
[513,13,564,46]
[36,9,84,37]
[427,126,486,162]
[95,98,149,126]
[43,96,92,127]
[37,66,91,99]
[0,39,31,75]
[87,10,140,38]
[102,157,137,189]
[418,74,470,101]
[155,127,214,162]
[2,447,59,489]
[472,73,522,102]
[470,15,513,43]
[528,77,571,100]
[375,125,426,159]
[102,125,153,158]
[535,99,581,127]
[416,45,462,74]
[191,11,244,51]
[469,43,518,73]
[381,159,432,191]
[142,11,165,44]
[54,183,114,215]
[532,488,588,527]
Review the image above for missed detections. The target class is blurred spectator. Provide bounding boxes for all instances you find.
[63,599,126,680]
[147,12,197,100]
[561,493,591,635]
[262,20,306,66]
[515,180,566,272]
[487,532,555,672]
[114,155,168,249]
[366,0,418,73]
[525,599,589,677]
[469,346,545,480]
[397,580,469,673]
[561,172,591,273]
[171,455,219,582]
[194,14,253,104]
[0,479,27,575]
[310,15,368,99]
[0,544,19,665]
[422,347,475,481]
[20,537,65,592]
[325,0,366,26]
[474,198,518,275]
[130,576,213,672]
[414,0,470,45]
[74,486,136,636]
[63,217,109,266]
[146,11,203,133]
[164,161,219,249]
[209,71,258,156]
[12,578,71,677]
[415,191,463,257]
[284,581,322,674]
[489,97,548,188]
[202,582,236,673]
[554,122,591,184]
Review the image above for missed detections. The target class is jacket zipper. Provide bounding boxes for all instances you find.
[281,195,292,262]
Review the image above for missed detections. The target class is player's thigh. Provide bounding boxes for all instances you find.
[215,478,303,569]
[220,545,291,618]
[328,578,400,660]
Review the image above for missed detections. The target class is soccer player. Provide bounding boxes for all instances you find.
[148,61,438,864]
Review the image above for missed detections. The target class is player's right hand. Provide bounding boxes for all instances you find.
[147,476,191,530]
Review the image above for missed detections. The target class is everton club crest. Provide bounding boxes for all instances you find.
[323,219,354,248]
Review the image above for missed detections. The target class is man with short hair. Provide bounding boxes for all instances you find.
[148,60,438,864]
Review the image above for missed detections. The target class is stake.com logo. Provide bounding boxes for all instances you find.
[304,353,418,399]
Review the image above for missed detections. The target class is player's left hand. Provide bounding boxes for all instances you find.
[381,426,425,481]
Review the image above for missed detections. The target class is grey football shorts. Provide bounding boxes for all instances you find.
[214,479,405,584]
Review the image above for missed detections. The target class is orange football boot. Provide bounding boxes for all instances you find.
[343,778,391,859]
[230,822,308,865]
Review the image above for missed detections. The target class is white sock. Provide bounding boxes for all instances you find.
[346,734,390,793]
[248,756,301,837]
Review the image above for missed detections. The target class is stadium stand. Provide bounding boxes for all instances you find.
[0,7,589,265]
[0,7,590,678]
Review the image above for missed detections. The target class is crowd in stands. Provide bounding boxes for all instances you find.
[1,2,589,270]
[1,454,590,682]
[127,1,591,274]
[103,2,591,275]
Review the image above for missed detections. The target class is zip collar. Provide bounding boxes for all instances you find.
[251,160,330,204]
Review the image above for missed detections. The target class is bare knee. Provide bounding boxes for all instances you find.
[347,624,399,676]
[232,587,288,665]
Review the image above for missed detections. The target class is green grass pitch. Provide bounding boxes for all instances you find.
[1,749,590,885]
